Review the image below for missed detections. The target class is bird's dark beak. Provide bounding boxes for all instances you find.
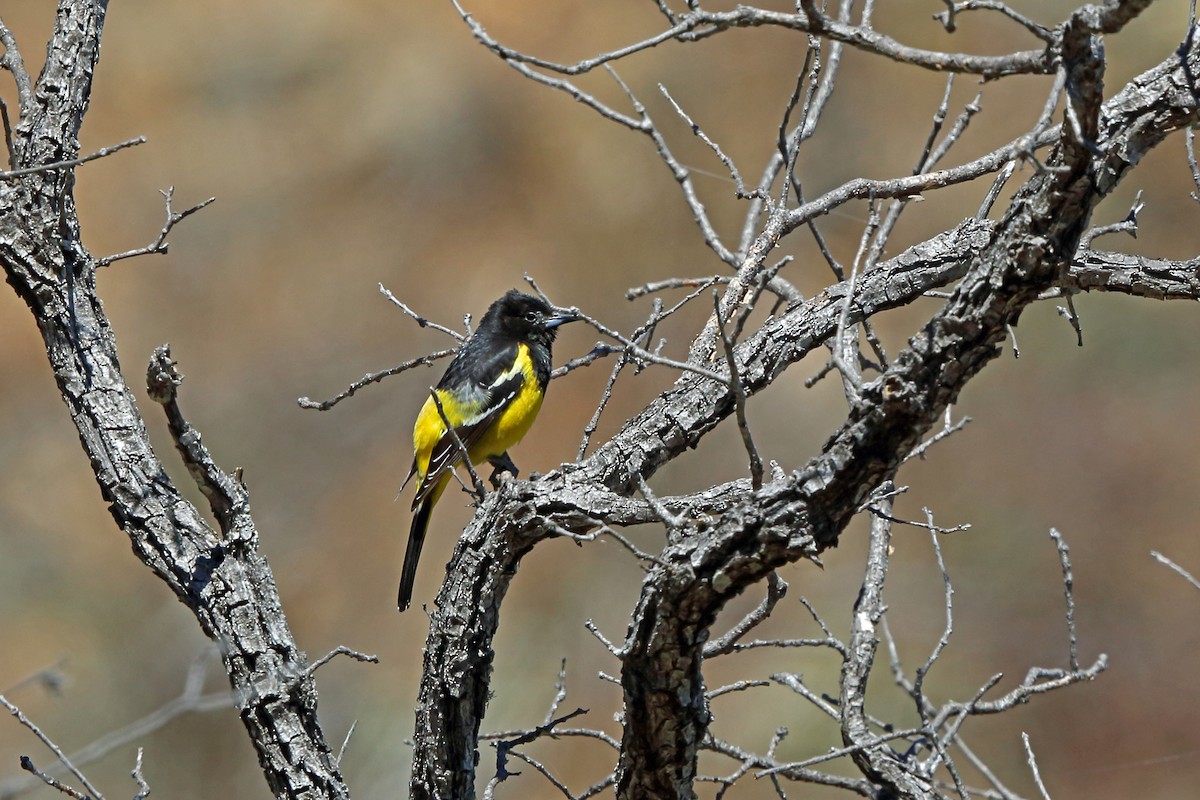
[545,310,581,329]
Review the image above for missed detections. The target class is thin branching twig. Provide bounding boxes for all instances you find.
[96,187,216,266]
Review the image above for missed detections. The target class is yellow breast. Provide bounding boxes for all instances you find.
[468,343,544,462]
[411,343,545,481]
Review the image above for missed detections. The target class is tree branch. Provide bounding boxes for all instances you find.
[409,24,1200,774]
[0,5,349,797]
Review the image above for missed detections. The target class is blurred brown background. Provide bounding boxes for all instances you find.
[1,1,1198,797]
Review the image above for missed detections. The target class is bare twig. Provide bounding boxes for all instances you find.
[954,738,1024,800]
[450,0,644,132]
[704,571,787,658]
[913,513,955,721]
[605,68,737,265]
[547,519,663,566]
[1150,550,1200,591]
[550,342,622,379]
[777,38,820,209]
[626,276,724,300]
[711,635,846,656]
[491,707,589,786]
[0,16,33,116]
[577,283,720,459]
[712,290,763,488]
[935,2,1054,41]
[842,495,892,710]
[797,594,836,640]
[96,187,216,266]
[807,208,847,281]
[1081,189,1143,247]
[977,160,1018,219]
[867,508,971,535]
[0,651,233,798]
[336,720,359,768]
[628,274,808,313]
[379,285,468,341]
[783,123,1058,232]
[147,346,249,535]
[1022,732,1053,800]
[660,84,748,198]
[635,473,685,530]
[131,748,150,800]
[771,672,840,721]
[520,273,556,308]
[569,303,730,386]
[903,406,972,463]
[1006,322,1021,358]
[758,725,927,775]
[810,201,878,401]
[454,3,1050,78]
[1055,293,1084,346]
[298,348,457,410]
[0,97,13,170]
[871,75,956,260]
[651,0,678,25]
[585,619,624,657]
[0,135,145,181]
[705,733,875,795]
[300,645,379,683]
[544,659,570,725]
[705,679,770,700]
[577,366,625,457]
[937,0,958,32]
[1186,127,1200,204]
[18,757,90,800]
[1048,529,1080,671]
[1,695,106,800]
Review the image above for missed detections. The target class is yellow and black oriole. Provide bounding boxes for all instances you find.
[398,290,579,611]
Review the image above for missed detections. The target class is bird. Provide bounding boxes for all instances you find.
[398,290,579,611]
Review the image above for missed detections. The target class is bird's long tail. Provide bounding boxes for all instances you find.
[398,495,434,612]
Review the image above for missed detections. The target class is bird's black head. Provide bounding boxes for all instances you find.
[484,290,579,345]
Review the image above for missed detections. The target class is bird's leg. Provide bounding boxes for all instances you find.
[487,452,519,488]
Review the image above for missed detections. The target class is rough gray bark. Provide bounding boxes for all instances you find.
[0,4,347,798]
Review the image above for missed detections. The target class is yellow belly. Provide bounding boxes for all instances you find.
[469,366,544,462]
[411,343,544,480]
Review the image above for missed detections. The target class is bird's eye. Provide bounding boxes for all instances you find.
[524,311,539,323]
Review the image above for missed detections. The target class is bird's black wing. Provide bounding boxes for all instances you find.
[436,332,517,393]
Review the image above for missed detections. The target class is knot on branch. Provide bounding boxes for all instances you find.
[147,344,183,404]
